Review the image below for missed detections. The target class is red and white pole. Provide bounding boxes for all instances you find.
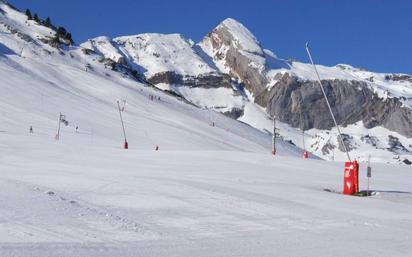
[302,129,308,159]
[117,101,128,149]
[303,150,309,159]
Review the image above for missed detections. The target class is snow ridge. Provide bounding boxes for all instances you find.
[114,33,217,77]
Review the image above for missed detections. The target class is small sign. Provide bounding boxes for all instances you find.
[367,166,372,178]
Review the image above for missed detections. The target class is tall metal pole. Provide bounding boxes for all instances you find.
[56,112,61,140]
[302,129,305,151]
[272,116,276,155]
[305,42,351,162]
[367,155,371,196]
[117,100,128,148]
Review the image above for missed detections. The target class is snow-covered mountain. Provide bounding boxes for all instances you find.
[1,1,412,165]
[80,33,247,117]
[199,18,412,165]
[1,3,412,256]
[78,17,412,165]
[0,1,300,155]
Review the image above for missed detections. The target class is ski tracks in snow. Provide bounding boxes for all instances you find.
[0,179,158,244]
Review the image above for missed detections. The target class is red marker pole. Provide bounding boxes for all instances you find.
[117,101,128,149]
[303,151,309,159]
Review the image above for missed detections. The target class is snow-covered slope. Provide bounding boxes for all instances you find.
[80,33,248,116]
[80,36,124,64]
[0,2,58,58]
[2,142,412,257]
[82,33,217,77]
[1,3,412,256]
[0,1,306,166]
[3,0,411,164]
[114,33,216,77]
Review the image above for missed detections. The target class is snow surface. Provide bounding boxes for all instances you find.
[80,36,124,64]
[1,135,412,257]
[114,33,217,77]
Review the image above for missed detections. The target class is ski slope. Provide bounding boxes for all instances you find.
[1,2,412,256]
[0,47,411,257]
[1,142,412,257]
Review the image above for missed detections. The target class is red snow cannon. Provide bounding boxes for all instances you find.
[303,151,309,159]
[343,161,359,195]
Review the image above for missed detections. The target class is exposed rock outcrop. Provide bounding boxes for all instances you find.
[147,71,233,89]
[199,18,267,96]
[253,73,412,137]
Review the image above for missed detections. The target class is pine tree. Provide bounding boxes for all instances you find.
[52,36,60,44]
[33,13,40,23]
[66,33,73,44]
[56,26,67,37]
[25,9,32,20]
[44,17,51,28]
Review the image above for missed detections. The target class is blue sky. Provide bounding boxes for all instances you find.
[10,0,412,74]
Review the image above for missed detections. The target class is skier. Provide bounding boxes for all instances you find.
[75,126,79,133]
[29,125,33,133]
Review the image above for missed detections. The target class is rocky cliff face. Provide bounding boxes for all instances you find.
[253,73,412,137]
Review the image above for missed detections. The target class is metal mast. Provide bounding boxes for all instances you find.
[117,100,128,149]
[272,116,277,155]
[305,42,351,162]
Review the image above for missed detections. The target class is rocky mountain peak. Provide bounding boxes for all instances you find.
[217,18,263,56]
[199,18,267,96]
